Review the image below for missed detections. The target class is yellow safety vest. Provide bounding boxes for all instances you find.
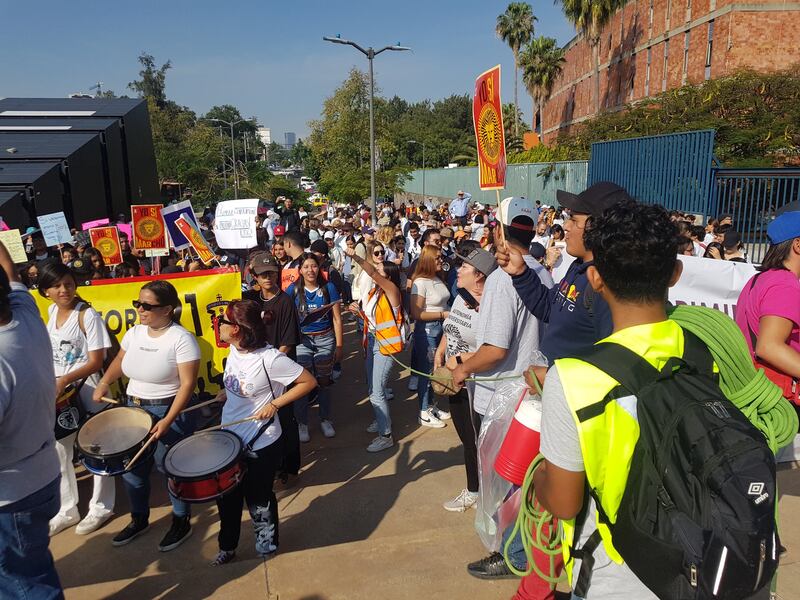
[556,320,690,580]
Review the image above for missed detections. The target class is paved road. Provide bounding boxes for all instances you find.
[49,322,800,599]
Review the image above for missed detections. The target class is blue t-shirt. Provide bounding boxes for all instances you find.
[286,281,340,335]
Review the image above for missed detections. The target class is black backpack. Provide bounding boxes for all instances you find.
[573,329,778,599]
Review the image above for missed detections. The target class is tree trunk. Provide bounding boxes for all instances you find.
[593,41,601,115]
[513,49,520,138]
[538,95,545,146]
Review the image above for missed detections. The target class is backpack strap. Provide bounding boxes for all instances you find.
[679,328,715,378]
[578,342,660,399]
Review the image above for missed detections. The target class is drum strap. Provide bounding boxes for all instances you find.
[244,356,280,455]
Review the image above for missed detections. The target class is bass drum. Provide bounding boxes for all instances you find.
[76,406,156,476]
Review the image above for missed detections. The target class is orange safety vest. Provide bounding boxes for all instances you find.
[362,287,405,355]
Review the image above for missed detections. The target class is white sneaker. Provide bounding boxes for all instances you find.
[443,489,479,512]
[49,508,80,537]
[408,375,419,391]
[419,408,446,429]
[75,512,114,535]
[320,420,336,438]
[431,405,451,420]
[367,434,394,452]
[298,424,310,443]
[366,420,379,433]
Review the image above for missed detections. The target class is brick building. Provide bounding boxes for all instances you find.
[541,0,800,143]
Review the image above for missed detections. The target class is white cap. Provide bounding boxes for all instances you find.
[324,231,334,239]
[497,196,536,228]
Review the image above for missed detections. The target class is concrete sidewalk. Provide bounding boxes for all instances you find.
[50,326,800,599]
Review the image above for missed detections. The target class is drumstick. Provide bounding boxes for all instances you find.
[198,416,258,433]
[125,433,157,472]
[179,397,223,415]
[99,396,121,405]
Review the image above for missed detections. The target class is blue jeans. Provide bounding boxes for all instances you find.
[502,522,527,570]
[364,332,395,435]
[122,401,196,521]
[411,320,443,411]
[294,331,335,424]
[0,477,64,600]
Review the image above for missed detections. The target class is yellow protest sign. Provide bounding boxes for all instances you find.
[33,268,242,397]
[0,229,28,263]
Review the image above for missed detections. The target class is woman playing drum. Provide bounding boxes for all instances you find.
[39,261,114,537]
[93,280,200,552]
[212,299,316,565]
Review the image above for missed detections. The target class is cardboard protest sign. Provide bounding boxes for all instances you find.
[37,212,72,247]
[161,201,198,251]
[472,65,506,191]
[131,204,167,250]
[175,215,216,265]
[89,226,123,266]
[0,229,28,263]
[213,199,259,249]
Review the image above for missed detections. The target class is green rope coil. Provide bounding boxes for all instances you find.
[668,304,798,453]
[503,454,565,586]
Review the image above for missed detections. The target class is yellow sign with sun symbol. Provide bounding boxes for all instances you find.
[472,65,507,191]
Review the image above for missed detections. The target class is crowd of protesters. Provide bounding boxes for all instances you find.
[3,183,793,600]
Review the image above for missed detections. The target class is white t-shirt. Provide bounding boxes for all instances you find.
[411,277,450,312]
[533,234,551,248]
[222,346,303,451]
[443,295,479,358]
[121,324,201,399]
[47,303,111,411]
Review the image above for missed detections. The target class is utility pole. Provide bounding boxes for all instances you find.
[208,118,246,199]
[324,35,411,224]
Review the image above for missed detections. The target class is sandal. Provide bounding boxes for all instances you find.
[210,550,236,566]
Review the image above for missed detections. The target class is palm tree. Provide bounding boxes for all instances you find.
[560,0,623,115]
[520,37,566,143]
[496,3,537,138]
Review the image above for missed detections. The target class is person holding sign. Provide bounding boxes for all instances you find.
[38,262,115,537]
[285,253,343,442]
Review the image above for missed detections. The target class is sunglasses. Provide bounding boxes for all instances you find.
[132,300,167,311]
[217,316,236,326]
[373,251,385,257]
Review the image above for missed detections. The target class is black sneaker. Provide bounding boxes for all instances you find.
[111,517,149,547]
[158,515,192,552]
[466,552,517,580]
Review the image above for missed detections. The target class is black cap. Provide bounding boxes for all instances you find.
[250,253,281,274]
[529,242,547,260]
[556,182,633,216]
[70,258,93,279]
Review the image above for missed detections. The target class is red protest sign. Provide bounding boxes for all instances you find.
[472,65,507,191]
[89,226,123,266]
[131,204,167,250]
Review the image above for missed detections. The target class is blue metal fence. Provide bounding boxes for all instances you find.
[712,168,800,263]
[588,130,716,215]
[402,161,588,205]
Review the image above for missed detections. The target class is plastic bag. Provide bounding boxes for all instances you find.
[474,379,529,552]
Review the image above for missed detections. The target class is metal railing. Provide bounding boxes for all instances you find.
[712,169,800,263]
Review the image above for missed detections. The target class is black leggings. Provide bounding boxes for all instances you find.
[449,388,483,493]
[216,441,282,553]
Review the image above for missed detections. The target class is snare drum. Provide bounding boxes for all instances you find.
[163,430,245,503]
[76,406,156,476]
[55,384,86,440]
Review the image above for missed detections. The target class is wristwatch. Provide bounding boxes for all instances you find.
[456,355,463,365]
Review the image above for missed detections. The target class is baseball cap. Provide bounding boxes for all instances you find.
[767,211,800,244]
[529,242,547,260]
[556,182,633,216]
[440,227,454,239]
[250,253,281,274]
[273,224,286,237]
[70,258,94,279]
[324,231,335,240]
[455,247,497,277]
[454,230,468,240]
[497,197,536,231]
[362,226,375,235]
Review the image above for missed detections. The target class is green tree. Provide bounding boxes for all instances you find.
[503,103,528,152]
[520,36,566,141]
[560,0,623,115]
[496,3,536,138]
[128,53,172,108]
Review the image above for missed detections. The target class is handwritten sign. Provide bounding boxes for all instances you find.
[213,199,259,249]
[0,229,28,263]
[37,212,72,247]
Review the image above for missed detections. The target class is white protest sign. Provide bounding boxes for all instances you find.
[37,212,73,246]
[668,255,757,319]
[213,199,259,249]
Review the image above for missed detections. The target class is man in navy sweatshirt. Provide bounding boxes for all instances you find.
[496,181,633,365]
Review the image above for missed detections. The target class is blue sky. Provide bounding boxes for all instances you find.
[2,0,575,140]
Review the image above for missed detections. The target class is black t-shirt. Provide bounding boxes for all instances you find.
[242,288,301,360]
[277,206,301,233]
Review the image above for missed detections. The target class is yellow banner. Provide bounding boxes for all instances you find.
[33,268,242,398]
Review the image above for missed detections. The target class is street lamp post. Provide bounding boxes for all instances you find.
[208,118,246,199]
[323,35,411,224]
[407,139,425,204]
